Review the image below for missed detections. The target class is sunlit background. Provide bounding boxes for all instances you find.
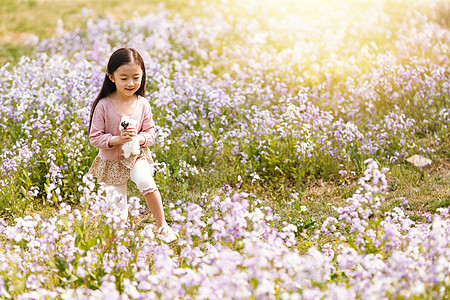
[0,0,449,298]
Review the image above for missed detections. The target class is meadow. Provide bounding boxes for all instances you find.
[0,0,449,298]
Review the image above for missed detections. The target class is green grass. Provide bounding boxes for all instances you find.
[387,159,450,216]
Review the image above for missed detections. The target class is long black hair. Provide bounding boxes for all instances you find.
[88,47,146,134]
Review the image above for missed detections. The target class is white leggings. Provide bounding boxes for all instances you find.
[103,160,157,221]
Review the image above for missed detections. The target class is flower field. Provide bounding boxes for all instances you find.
[0,0,449,298]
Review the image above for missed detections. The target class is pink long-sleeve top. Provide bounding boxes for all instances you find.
[89,96,156,160]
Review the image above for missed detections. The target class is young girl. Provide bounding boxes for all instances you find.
[88,47,177,242]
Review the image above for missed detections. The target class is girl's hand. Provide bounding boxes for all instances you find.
[126,125,145,145]
[124,124,137,137]
[107,125,139,147]
[119,129,133,143]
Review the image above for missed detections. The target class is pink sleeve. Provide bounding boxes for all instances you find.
[139,103,156,147]
[89,102,113,149]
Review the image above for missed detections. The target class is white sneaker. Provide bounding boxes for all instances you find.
[157,225,178,243]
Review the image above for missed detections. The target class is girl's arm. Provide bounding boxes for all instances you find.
[137,104,156,147]
[89,102,135,148]
[89,103,114,149]
[108,133,135,147]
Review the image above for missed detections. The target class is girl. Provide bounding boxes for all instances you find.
[88,47,177,242]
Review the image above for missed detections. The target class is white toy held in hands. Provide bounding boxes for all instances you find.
[119,116,140,158]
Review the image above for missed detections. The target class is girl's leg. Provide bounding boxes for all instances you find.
[142,190,166,228]
[102,182,128,221]
[130,160,166,228]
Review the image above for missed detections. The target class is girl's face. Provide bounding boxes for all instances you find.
[108,61,143,99]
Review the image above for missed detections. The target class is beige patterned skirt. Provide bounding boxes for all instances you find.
[88,147,154,185]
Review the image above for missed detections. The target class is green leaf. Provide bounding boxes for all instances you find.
[346,238,358,250]
[250,277,259,289]
[55,257,68,274]
[293,204,302,211]
[304,219,316,229]
[85,237,100,250]
[75,225,83,237]
[208,228,214,239]
[20,186,28,196]
[74,234,82,249]
[104,225,111,238]
[235,240,244,251]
